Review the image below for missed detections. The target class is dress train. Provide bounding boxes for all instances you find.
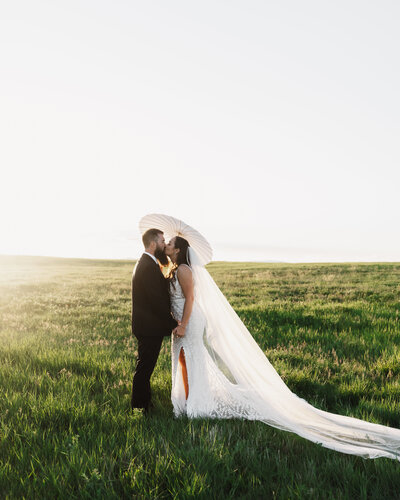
[170,252,400,462]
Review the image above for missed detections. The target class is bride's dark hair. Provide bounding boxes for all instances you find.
[174,236,191,267]
[168,236,191,281]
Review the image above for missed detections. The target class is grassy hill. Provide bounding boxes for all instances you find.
[0,256,399,498]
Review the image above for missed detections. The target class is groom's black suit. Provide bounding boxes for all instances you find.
[131,253,177,410]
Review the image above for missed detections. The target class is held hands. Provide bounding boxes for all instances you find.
[173,322,186,338]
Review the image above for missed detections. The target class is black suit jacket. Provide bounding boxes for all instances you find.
[131,253,178,337]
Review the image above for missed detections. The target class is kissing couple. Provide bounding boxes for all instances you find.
[130,214,400,462]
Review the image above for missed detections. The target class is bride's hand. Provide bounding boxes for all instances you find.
[174,325,186,338]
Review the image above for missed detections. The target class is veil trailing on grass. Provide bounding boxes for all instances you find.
[187,247,400,461]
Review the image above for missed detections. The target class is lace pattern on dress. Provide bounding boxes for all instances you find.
[170,271,264,420]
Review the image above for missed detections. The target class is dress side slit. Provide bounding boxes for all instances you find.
[179,347,189,400]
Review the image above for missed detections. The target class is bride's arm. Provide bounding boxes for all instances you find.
[174,265,194,338]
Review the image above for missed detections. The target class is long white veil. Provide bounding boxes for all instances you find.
[187,247,400,461]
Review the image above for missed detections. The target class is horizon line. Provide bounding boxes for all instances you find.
[1,253,399,266]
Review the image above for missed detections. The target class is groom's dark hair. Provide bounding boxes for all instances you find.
[142,228,163,248]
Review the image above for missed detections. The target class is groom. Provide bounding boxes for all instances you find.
[131,228,178,413]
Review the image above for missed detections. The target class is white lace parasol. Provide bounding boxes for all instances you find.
[139,213,213,266]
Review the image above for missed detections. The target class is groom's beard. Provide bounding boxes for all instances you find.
[155,248,169,266]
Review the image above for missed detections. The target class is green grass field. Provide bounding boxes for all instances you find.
[0,256,399,499]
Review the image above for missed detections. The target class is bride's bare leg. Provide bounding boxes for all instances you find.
[179,348,189,400]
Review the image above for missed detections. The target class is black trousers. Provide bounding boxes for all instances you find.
[131,335,164,410]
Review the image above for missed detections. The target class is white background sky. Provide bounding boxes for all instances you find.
[1,1,399,262]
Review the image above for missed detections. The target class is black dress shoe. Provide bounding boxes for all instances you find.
[143,401,155,415]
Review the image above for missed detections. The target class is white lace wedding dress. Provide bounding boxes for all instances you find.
[171,268,256,419]
[170,249,400,461]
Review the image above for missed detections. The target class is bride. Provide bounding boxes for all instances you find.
[141,214,400,462]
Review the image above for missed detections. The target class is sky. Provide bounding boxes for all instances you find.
[1,1,399,262]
